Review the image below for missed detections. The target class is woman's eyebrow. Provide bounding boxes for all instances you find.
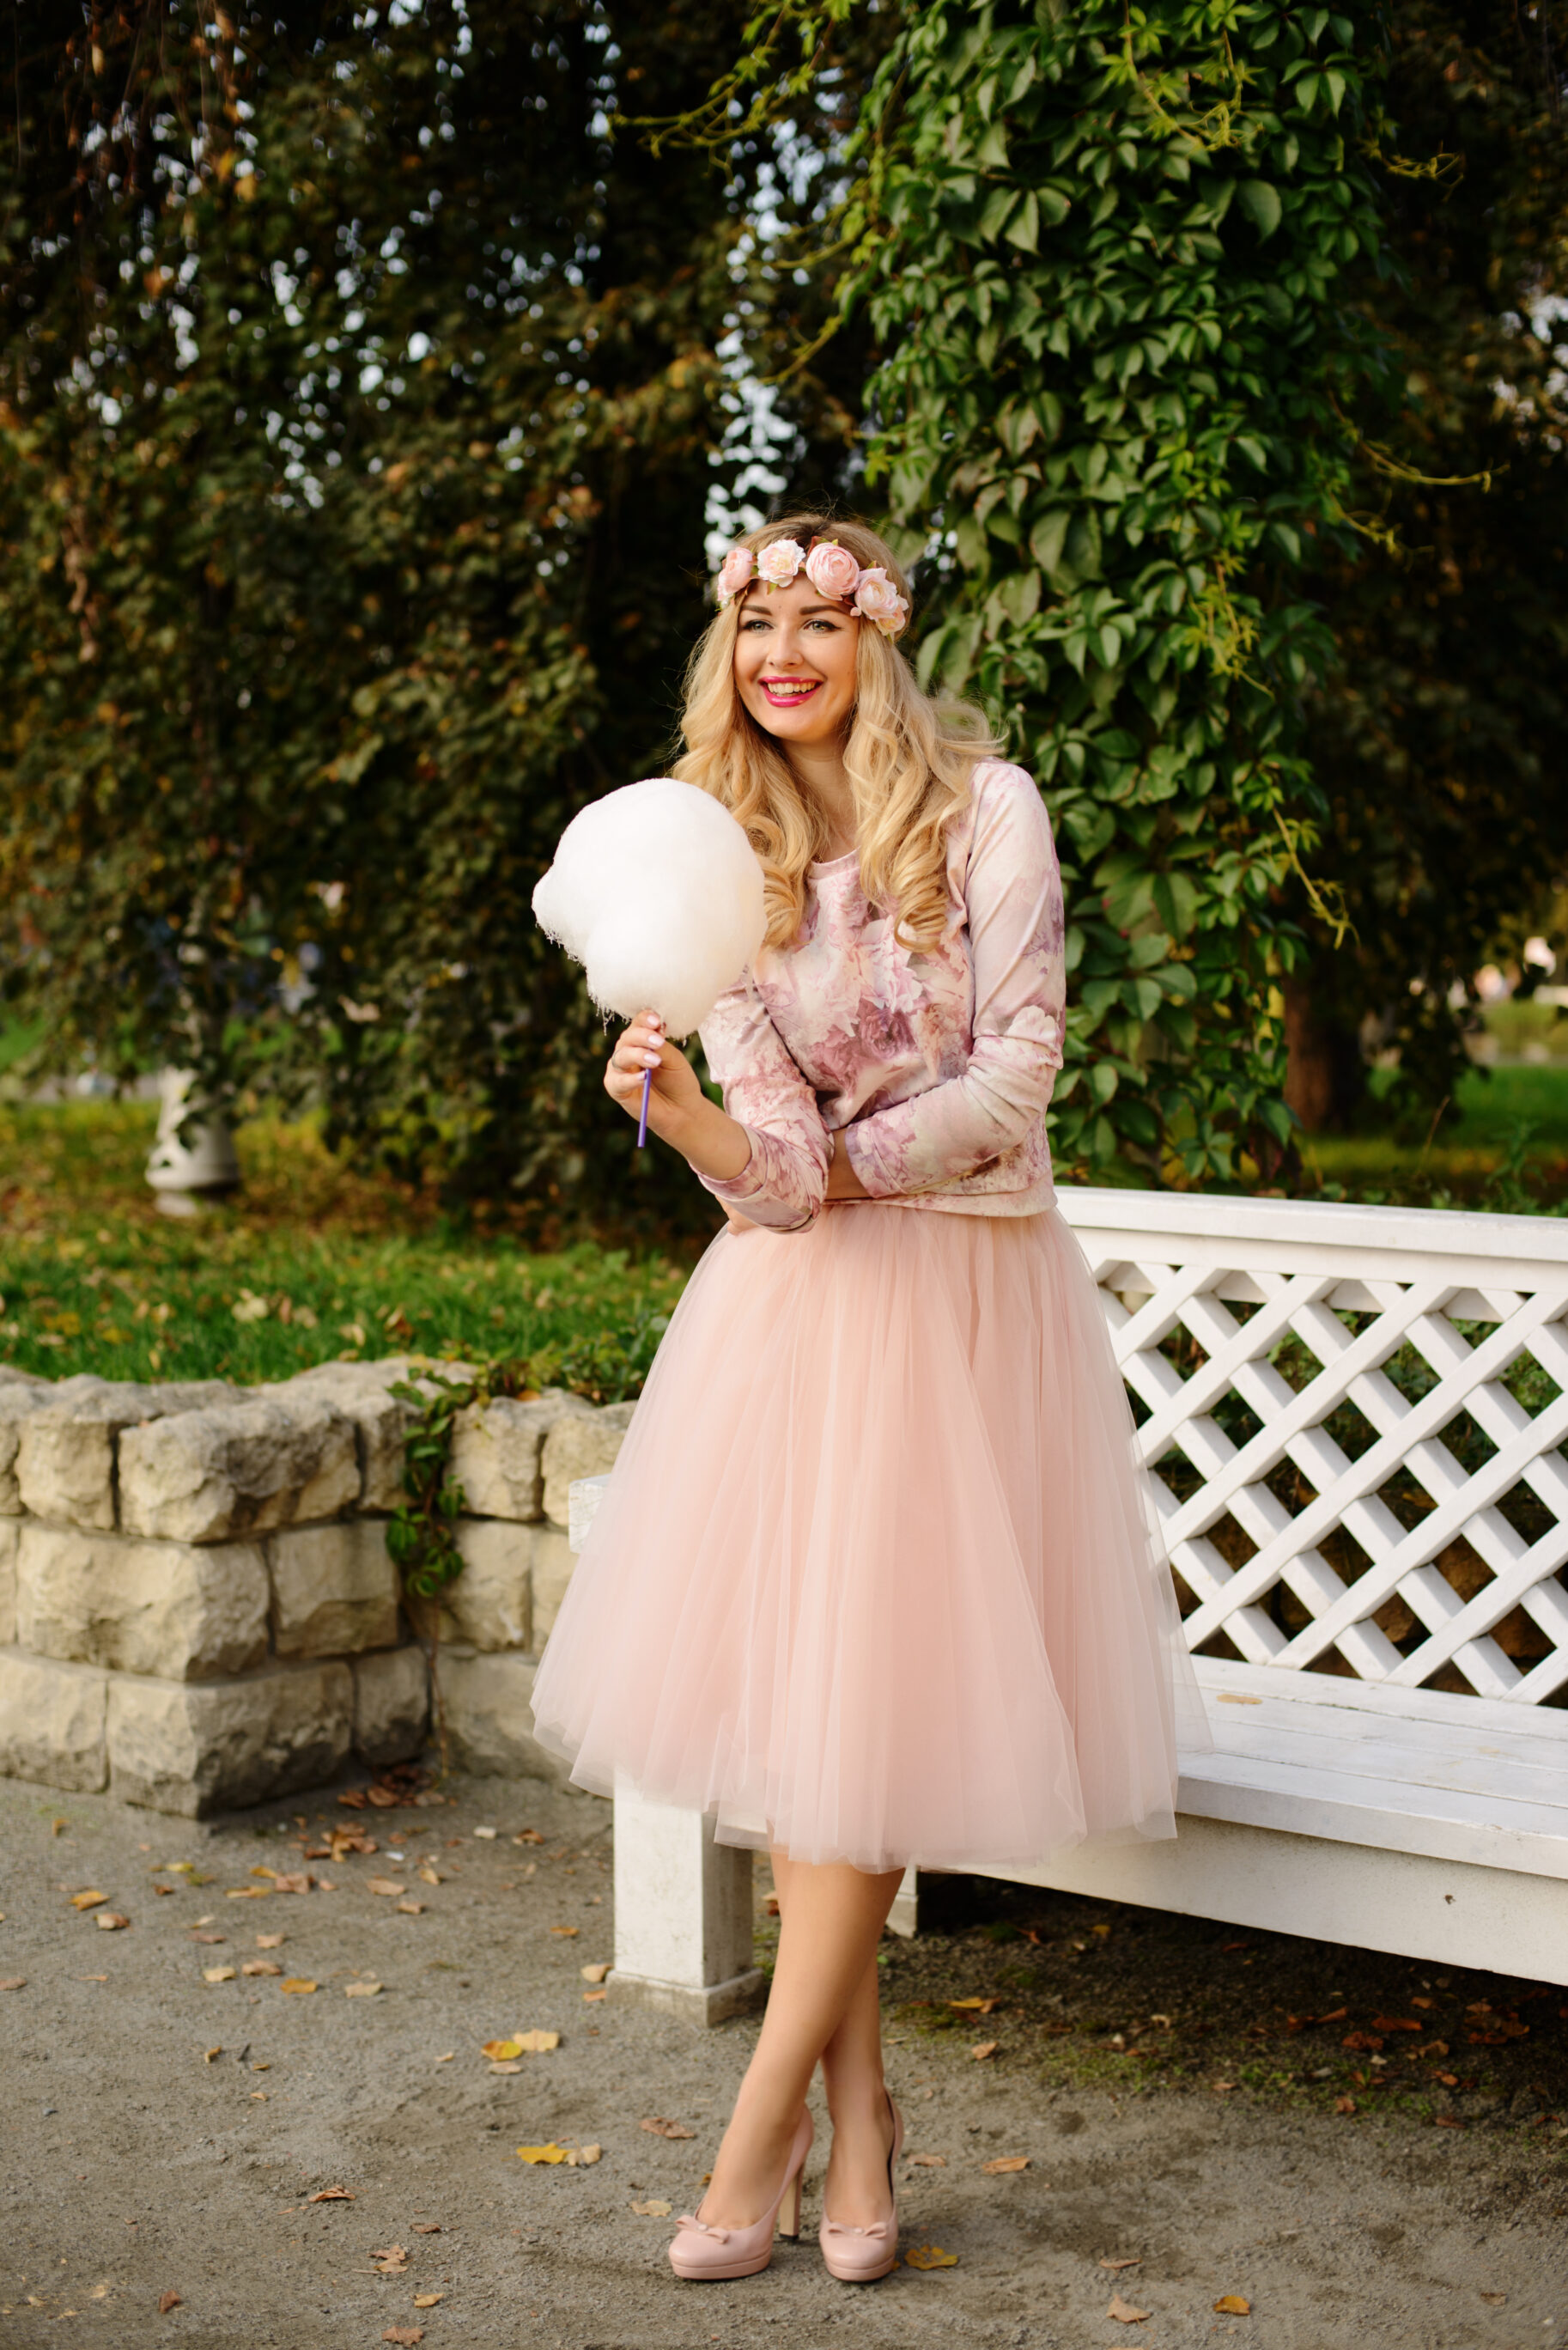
[738,597,846,617]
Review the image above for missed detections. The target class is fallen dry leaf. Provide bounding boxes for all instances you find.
[982,2156,1029,2175]
[95,1912,131,1931]
[203,2046,222,2064]
[416,1866,441,1886]
[489,2061,523,2076]
[1370,2016,1422,2032]
[1435,2116,1465,2129]
[1334,2096,1357,2116]
[514,2029,559,2053]
[70,1890,108,1911]
[903,2245,958,2270]
[371,2244,409,2274]
[158,2289,182,2313]
[411,2224,441,2234]
[1217,1692,1262,1704]
[271,1872,313,1896]
[202,1964,236,1984]
[483,2037,524,2061]
[382,2330,423,2346]
[949,1996,1003,2014]
[413,2293,442,2308]
[580,1962,611,1984]
[582,1988,607,2004]
[345,1979,383,1997]
[908,2153,946,2168]
[1214,2295,1252,2315]
[1101,2257,1143,2271]
[630,2198,672,2217]
[367,1787,400,1809]
[191,1933,226,1945]
[242,1961,282,1977]
[517,2143,570,2164]
[550,1924,580,1938]
[226,1887,269,1900]
[1107,2292,1152,2323]
[256,1933,285,1949]
[641,2116,695,2140]
[0,1977,26,1992]
[971,2041,999,2061]
[397,1901,425,1915]
[251,1865,277,1880]
[568,2144,602,2166]
[473,1826,498,1839]
[307,2188,354,2202]
[281,1977,317,1994]
[1480,2292,1508,2307]
[367,1878,406,1897]
[1212,2080,1237,2094]
[514,1828,544,1843]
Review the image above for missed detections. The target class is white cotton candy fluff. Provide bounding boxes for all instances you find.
[532,777,767,1038]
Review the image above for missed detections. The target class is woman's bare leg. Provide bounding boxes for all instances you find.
[818,1950,897,2227]
[698,1853,902,2230]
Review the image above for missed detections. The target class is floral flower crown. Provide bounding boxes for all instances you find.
[714,534,911,638]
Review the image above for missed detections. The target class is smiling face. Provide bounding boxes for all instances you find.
[732,576,860,751]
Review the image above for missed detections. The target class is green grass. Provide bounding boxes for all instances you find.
[1304,1063,1568,1210]
[0,1100,693,1393]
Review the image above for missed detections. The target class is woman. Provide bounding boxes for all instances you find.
[530,516,1202,2285]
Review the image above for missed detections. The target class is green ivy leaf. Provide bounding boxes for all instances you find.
[1235,180,1283,240]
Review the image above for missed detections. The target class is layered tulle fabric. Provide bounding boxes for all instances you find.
[529,1204,1207,1874]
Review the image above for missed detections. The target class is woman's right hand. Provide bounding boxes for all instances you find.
[604,1009,705,1131]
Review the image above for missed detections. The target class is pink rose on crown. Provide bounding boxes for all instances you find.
[716,545,756,605]
[804,539,862,602]
[756,538,806,588]
[852,568,910,636]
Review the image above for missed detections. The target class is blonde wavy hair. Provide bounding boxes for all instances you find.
[673,514,1004,953]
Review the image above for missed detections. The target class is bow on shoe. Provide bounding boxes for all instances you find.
[674,2213,731,2243]
[822,2218,889,2238]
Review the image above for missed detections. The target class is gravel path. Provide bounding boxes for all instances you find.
[2,1772,1564,2349]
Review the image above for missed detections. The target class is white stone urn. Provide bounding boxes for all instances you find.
[144,1068,240,1215]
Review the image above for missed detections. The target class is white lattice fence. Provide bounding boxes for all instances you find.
[1057,1189,1568,1709]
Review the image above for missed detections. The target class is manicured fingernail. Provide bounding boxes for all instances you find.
[641,1051,661,1068]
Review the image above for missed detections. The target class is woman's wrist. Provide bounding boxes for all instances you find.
[660,1093,753,1185]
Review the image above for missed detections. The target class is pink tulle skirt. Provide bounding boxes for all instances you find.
[529,1203,1206,1874]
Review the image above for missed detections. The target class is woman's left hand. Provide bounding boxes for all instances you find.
[824,1131,869,1200]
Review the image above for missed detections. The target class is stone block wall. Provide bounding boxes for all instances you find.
[0,1361,633,1817]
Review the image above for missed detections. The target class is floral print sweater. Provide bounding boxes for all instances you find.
[698,759,1066,1233]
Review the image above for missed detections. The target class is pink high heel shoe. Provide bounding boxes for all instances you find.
[819,2091,903,2282]
[667,2110,814,2281]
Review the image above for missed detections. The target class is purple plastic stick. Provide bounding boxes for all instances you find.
[636,1066,652,1148]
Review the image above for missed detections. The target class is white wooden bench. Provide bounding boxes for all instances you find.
[569,1190,1568,2019]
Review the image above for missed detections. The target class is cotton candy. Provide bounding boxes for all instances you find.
[532,777,767,1038]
